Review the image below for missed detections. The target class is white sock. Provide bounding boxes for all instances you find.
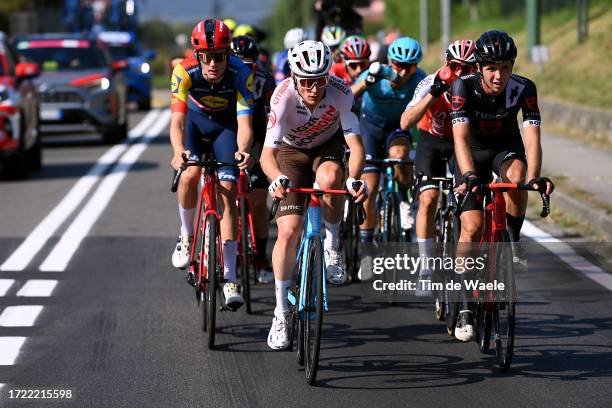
[222,240,238,282]
[274,279,292,316]
[417,237,434,274]
[179,205,195,236]
[324,220,341,251]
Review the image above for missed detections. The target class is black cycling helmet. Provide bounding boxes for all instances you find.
[474,30,517,64]
[230,35,260,60]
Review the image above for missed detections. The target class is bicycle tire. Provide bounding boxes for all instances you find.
[204,213,218,349]
[239,198,252,314]
[445,214,461,335]
[304,236,324,385]
[493,231,515,372]
[475,301,492,352]
[344,201,361,282]
[382,193,399,243]
[434,200,446,321]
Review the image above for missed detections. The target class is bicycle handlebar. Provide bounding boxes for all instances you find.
[455,182,551,218]
[365,158,414,166]
[171,154,243,193]
[269,180,367,225]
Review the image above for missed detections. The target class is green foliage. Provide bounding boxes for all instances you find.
[262,0,315,50]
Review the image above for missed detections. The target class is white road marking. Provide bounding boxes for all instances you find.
[0,306,44,327]
[522,220,612,291]
[39,109,171,272]
[0,337,26,365]
[0,279,15,296]
[16,280,59,297]
[0,110,162,272]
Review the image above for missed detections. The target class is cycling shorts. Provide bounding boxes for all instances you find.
[184,110,239,183]
[454,142,527,212]
[361,117,412,173]
[276,128,346,218]
[415,130,455,193]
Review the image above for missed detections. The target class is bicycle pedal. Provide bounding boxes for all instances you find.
[185,273,196,287]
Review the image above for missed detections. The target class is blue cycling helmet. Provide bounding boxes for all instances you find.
[388,37,423,64]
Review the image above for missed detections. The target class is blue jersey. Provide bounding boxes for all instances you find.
[273,49,291,84]
[357,67,427,129]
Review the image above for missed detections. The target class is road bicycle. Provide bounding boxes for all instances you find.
[457,181,550,372]
[270,181,365,385]
[236,169,258,314]
[171,152,241,349]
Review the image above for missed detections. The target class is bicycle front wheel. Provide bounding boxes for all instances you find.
[493,232,516,372]
[203,213,218,350]
[304,236,324,385]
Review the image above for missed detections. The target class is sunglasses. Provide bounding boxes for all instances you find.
[346,60,368,70]
[390,60,414,70]
[198,51,228,64]
[297,75,329,90]
[448,61,475,73]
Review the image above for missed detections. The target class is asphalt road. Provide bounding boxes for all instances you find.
[0,110,611,407]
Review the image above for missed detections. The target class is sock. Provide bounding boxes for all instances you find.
[360,229,374,243]
[222,240,238,282]
[256,237,268,261]
[506,214,525,242]
[417,237,434,274]
[274,279,292,316]
[179,205,195,236]
[324,220,340,251]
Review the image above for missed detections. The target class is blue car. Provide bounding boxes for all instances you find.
[97,31,155,110]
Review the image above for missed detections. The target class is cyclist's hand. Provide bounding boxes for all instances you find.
[170,150,190,171]
[430,73,450,98]
[529,176,554,195]
[346,177,368,203]
[268,174,290,199]
[235,151,251,170]
[463,171,479,193]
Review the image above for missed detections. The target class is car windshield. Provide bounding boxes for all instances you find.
[107,45,137,60]
[16,40,106,71]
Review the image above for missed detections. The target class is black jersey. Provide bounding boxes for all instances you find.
[449,72,541,149]
[252,66,276,151]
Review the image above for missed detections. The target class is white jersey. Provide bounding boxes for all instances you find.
[264,76,360,149]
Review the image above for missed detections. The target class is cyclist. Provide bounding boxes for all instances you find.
[352,36,427,246]
[450,30,554,341]
[331,35,371,86]
[320,24,346,63]
[400,39,476,294]
[274,27,307,84]
[169,19,254,310]
[261,40,367,350]
[230,35,276,284]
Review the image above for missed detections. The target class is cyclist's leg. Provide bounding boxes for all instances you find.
[360,118,383,243]
[171,112,207,269]
[268,144,310,350]
[495,149,528,243]
[313,133,346,284]
[387,129,412,200]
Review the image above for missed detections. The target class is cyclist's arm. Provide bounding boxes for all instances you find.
[260,146,283,181]
[345,135,365,179]
[351,70,369,97]
[400,75,436,130]
[236,68,255,153]
[261,78,289,179]
[170,62,192,157]
[449,79,474,175]
[339,88,365,179]
[521,81,543,181]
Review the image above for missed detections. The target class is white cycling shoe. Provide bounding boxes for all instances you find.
[325,248,346,285]
[267,311,291,350]
[223,282,244,310]
[455,310,475,342]
[171,235,192,269]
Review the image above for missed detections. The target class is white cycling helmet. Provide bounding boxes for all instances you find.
[288,40,332,77]
[284,27,307,50]
[321,25,346,48]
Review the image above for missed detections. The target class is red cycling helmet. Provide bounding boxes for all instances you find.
[191,19,232,51]
[446,39,476,63]
[340,35,371,61]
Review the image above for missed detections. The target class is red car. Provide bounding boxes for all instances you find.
[0,32,41,179]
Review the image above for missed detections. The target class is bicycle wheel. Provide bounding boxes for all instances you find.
[434,204,446,321]
[445,213,460,335]
[239,198,252,314]
[382,193,399,242]
[202,213,218,349]
[343,201,361,282]
[304,236,324,385]
[475,301,491,353]
[493,232,516,371]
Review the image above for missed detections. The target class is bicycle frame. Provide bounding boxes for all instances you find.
[237,171,258,262]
